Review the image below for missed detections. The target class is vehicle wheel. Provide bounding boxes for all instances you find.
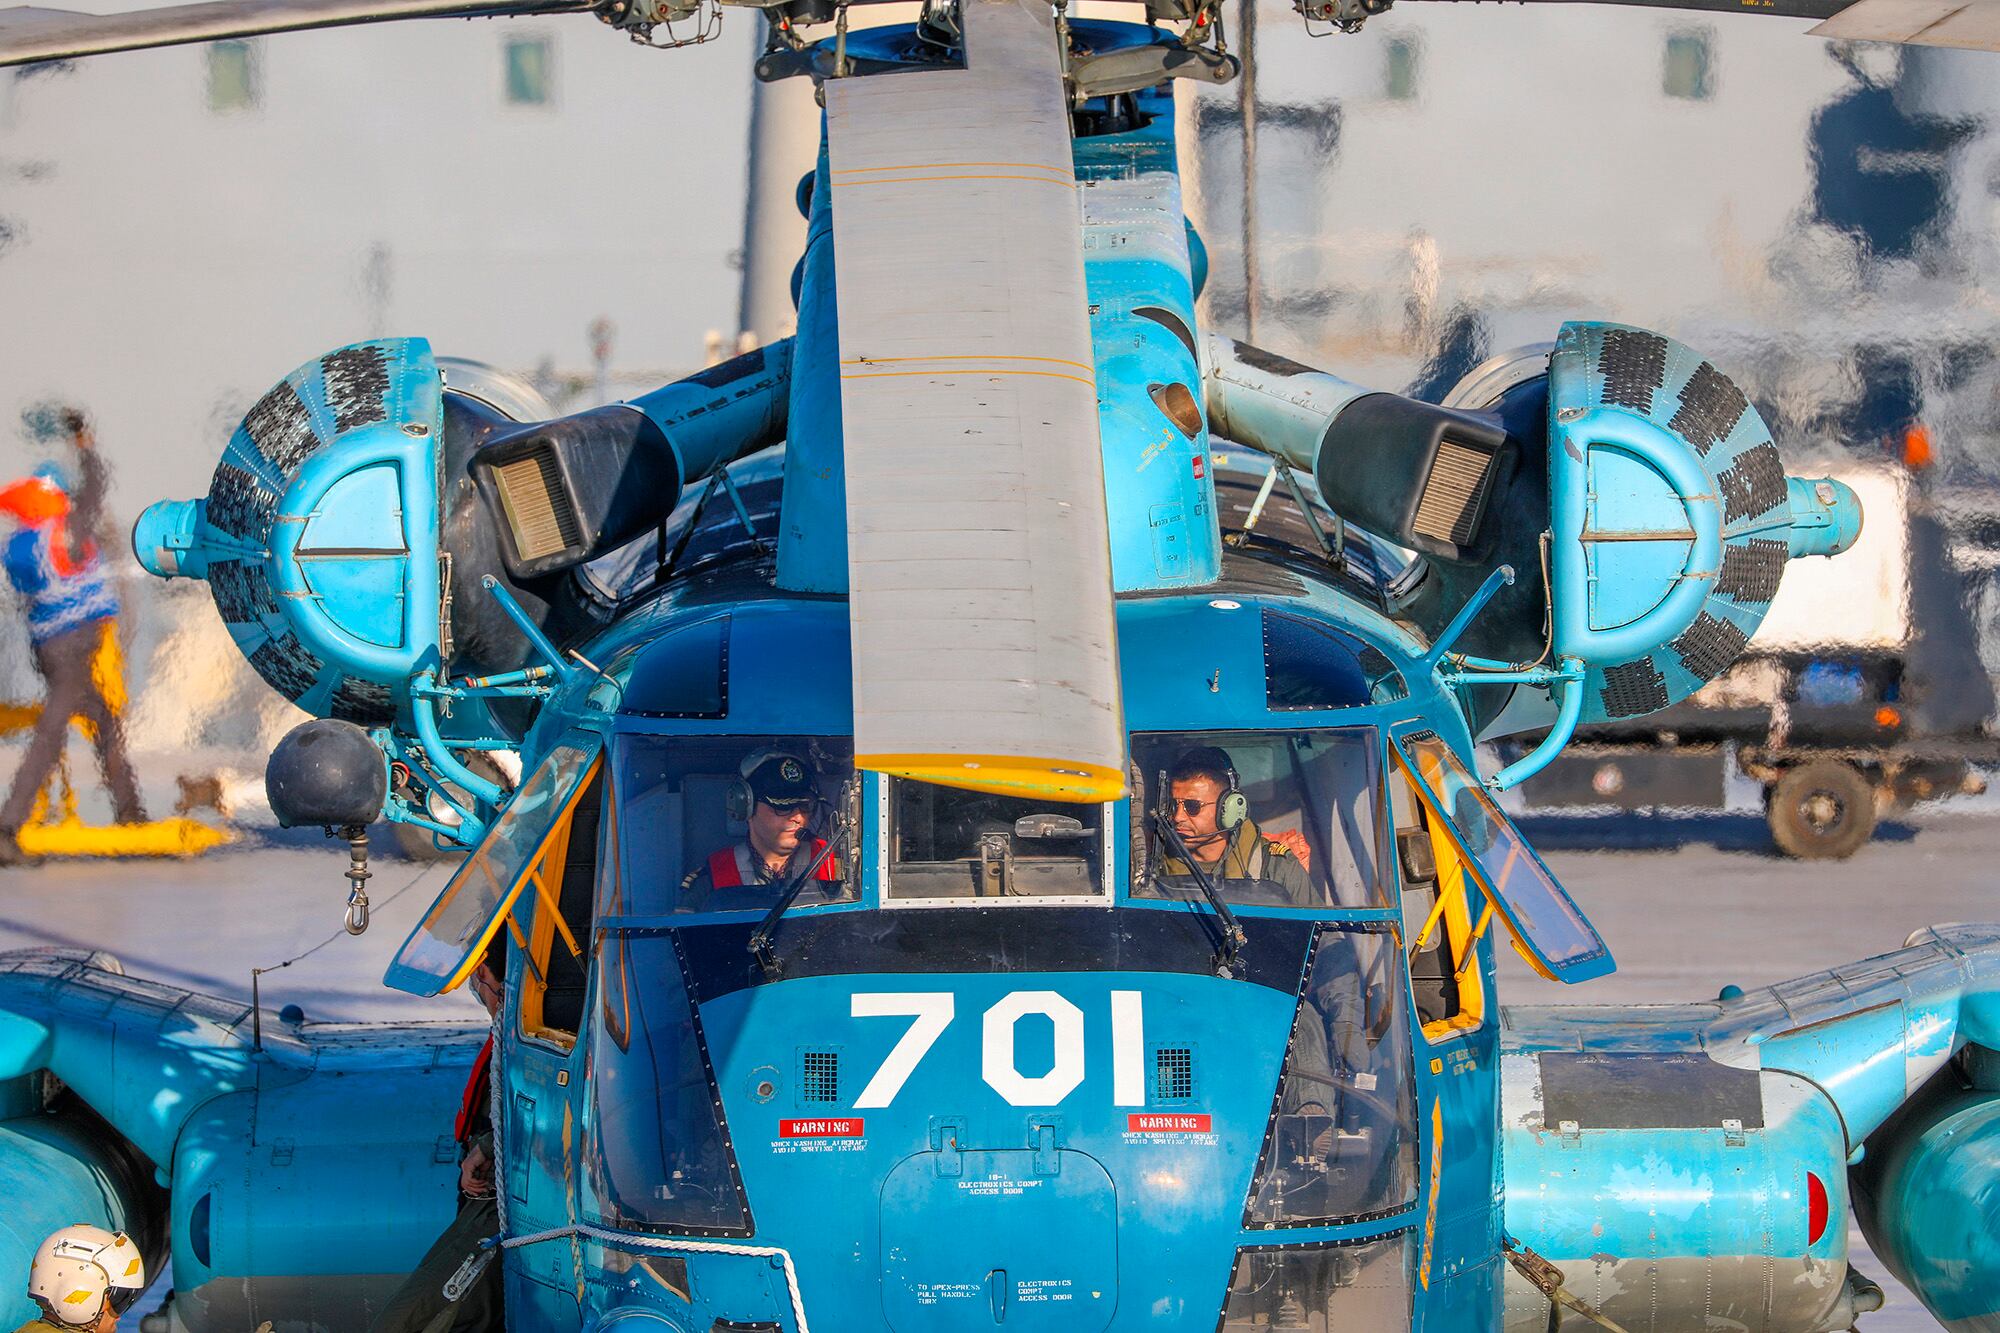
[1768,761,1878,860]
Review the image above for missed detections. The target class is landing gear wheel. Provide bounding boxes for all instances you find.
[1768,761,1877,860]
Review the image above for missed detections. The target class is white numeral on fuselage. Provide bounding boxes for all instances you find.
[850,989,1146,1108]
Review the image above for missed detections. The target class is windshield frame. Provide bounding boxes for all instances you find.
[1120,724,1396,921]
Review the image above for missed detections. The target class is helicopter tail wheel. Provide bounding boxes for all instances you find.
[1768,760,1878,860]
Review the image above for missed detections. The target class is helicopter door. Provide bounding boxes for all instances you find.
[879,1146,1117,1331]
[1390,728,1615,984]
[384,735,603,997]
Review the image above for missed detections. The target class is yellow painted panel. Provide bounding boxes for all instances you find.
[857,753,1125,805]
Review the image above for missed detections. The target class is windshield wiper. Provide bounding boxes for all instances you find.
[748,811,856,978]
[1151,813,1247,977]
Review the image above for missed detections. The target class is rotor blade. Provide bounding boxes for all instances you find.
[1403,0,1847,21]
[1807,0,2000,48]
[0,0,588,66]
[826,0,1127,806]
[1407,0,2000,47]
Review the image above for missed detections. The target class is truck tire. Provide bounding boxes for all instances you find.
[1768,761,1878,860]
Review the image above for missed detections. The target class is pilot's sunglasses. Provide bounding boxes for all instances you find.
[1167,797,1214,816]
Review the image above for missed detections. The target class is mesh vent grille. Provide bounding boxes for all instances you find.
[1600,658,1669,718]
[800,1050,840,1104]
[1155,1047,1193,1101]
[1716,539,1786,605]
[1412,438,1496,548]
[493,449,580,562]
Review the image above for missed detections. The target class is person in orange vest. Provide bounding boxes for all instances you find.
[679,749,844,912]
[0,410,145,862]
[369,942,505,1333]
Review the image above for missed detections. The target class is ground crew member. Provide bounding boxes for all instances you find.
[0,410,145,861]
[17,1225,145,1333]
[369,945,506,1333]
[680,750,843,911]
[1155,746,1315,906]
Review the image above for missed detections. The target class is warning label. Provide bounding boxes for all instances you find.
[779,1118,865,1137]
[1123,1112,1218,1147]
[1127,1113,1211,1133]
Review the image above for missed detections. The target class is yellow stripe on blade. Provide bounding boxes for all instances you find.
[858,754,1126,805]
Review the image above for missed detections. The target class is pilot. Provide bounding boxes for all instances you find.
[1155,746,1314,905]
[0,411,147,863]
[679,750,843,911]
[17,1224,145,1333]
[369,943,506,1333]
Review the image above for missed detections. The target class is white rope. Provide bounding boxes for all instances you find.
[499,1222,811,1333]
[487,1015,508,1234]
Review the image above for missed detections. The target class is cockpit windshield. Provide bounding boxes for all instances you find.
[614,735,861,916]
[1131,729,1386,910]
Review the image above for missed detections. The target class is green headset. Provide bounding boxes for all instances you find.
[1159,754,1247,832]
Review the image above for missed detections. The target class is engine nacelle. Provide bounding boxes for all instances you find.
[0,1080,166,1330]
[1852,1049,2000,1331]
[1204,323,1862,778]
[1500,1052,1873,1333]
[164,1036,479,1332]
[132,338,791,725]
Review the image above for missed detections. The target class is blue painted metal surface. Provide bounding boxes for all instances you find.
[23,18,1992,1333]
[0,950,482,1331]
[1076,74,1221,592]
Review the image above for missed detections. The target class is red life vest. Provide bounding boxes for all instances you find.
[455,1037,494,1144]
[705,838,841,889]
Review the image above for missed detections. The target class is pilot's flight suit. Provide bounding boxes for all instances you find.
[1157,818,1315,906]
[679,837,843,912]
[13,1319,63,1332]
[368,1038,504,1333]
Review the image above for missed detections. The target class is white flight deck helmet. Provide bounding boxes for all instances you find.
[27,1226,145,1327]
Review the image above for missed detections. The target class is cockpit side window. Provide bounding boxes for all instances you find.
[520,762,604,1050]
[1390,767,1485,1038]
[1130,729,1387,911]
[1393,730,1614,984]
[385,737,600,998]
[614,735,859,917]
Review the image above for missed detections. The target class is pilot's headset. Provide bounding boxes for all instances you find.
[726,747,818,823]
[1217,766,1248,832]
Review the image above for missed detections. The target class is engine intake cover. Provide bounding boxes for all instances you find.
[131,338,444,724]
[1546,322,1857,725]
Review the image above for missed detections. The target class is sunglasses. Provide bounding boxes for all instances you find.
[1165,797,1215,817]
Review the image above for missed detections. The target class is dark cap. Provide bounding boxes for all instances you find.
[746,751,818,809]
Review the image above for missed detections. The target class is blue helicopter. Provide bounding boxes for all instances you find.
[0,0,1998,1328]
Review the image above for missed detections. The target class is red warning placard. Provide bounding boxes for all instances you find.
[780,1118,865,1138]
[1127,1113,1212,1133]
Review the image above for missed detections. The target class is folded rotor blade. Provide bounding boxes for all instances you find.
[826,0,1127,806]
[0,0,587,66]
[1406,0,2000,48]
[1807,0,2000,48]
